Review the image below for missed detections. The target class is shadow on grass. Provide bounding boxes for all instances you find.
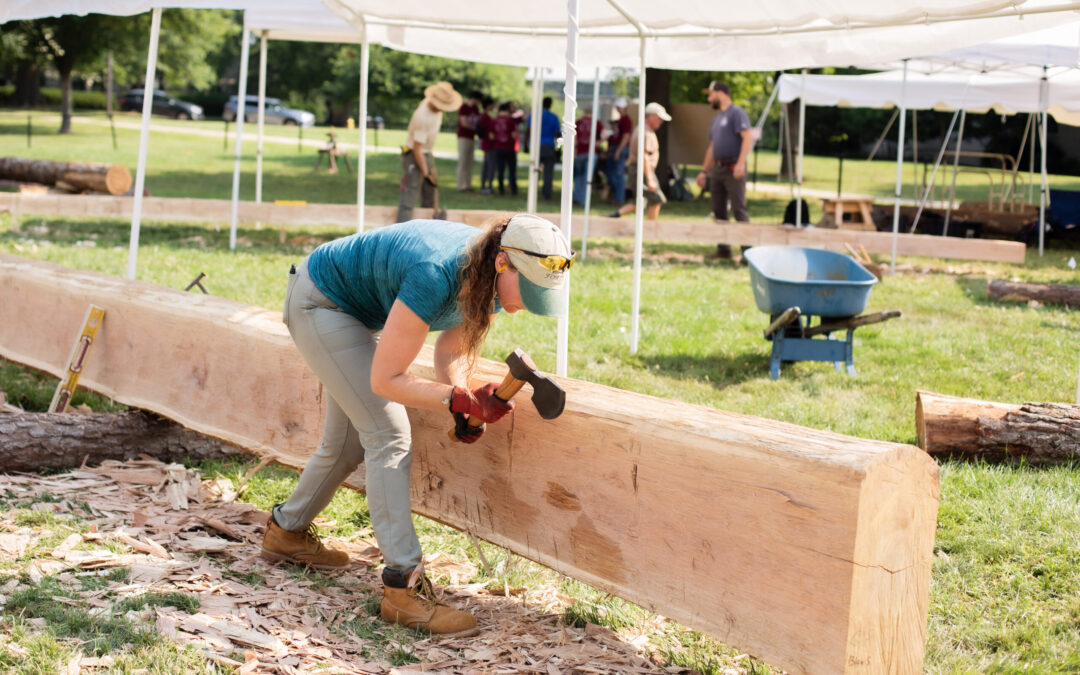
[638,350,771,388]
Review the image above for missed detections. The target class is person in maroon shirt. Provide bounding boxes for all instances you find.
[491,102,519,196]
[573,108,604,205]
[476,97,496,195]
[456,91,483,191]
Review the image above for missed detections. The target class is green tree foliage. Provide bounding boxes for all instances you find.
[3,10,237,132]
[326,45,531,127]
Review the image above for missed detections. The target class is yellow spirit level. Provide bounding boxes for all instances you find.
[49,305,106,413]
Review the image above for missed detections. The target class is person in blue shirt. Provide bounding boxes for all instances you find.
[528,96,562,201]
[261,214,574,638]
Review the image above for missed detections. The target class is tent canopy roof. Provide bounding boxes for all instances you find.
[7,0,1080,71]
[776,69,1080,125]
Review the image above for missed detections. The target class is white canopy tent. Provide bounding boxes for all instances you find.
[6,1,1080,374]
[775,49,1080,264]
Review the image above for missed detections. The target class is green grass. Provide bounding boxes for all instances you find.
[2,112,1080,673]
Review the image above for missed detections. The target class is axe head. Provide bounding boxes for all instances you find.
[505,348,565,420]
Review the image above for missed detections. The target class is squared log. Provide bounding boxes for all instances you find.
[0,254,939,673]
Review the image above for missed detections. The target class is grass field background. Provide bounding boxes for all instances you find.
[1,108,1079,673]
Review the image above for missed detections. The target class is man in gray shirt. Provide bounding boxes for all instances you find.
[696,81,754,223]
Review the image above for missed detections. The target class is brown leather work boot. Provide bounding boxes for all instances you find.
[260,512,349,568]
[380,562,479,637]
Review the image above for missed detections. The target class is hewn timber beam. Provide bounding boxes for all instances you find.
[0,254,939,674]
[0,193,1024,263]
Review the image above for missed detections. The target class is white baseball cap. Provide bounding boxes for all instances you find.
[500,214,575,317]
[614,96,629,108]
[644,102,671,121]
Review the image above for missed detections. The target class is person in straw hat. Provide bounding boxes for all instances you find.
[262,213,576,637]
[397,81,462,223]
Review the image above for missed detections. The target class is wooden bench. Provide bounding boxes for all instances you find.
[820,197,877,231]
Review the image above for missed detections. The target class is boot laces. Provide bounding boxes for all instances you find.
[303,523,326,552]
[410,573,441,609]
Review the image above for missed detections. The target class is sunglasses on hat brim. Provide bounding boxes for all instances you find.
[500,246,577,272]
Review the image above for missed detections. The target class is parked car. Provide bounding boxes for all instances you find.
[222,96,315,127]
[119,89,204,120]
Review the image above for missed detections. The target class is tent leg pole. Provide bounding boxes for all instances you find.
[911,108,960,234]
[867,108,899,162]
[527,68,543,214]
[357,28,369,232]
[126,6,161,280]
[1039,71,1048,257]
[1029,112,1036,205]
[795,69,806,228]
[255,32,267,230]
[229,12,251,252]
[776,108,784,182]
[582,67,600,260]
[890,59,909,274]
[944,109,965,236]
[556,0,580,377]
[630,37,647,355]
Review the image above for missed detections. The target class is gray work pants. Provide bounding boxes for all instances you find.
[397,151,436,224]
[274,260,422,572]
[709,164,749,222]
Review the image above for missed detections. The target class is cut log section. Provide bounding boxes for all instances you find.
[0,409,246,473]
[0,157,132,195]
[987,279,1080,308]
[0,254,940,674]
[916,390,1080,464]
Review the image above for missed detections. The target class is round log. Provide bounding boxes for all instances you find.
[987,279,1080,308]
[0,409,246,473]
[0,157,132,195]
[916,390,1080,464]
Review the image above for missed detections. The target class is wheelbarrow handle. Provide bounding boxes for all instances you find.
[764,306,801,339]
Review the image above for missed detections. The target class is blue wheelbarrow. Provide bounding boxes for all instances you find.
[744,246,901,379]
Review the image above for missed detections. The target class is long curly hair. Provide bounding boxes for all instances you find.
[456,215,513,373]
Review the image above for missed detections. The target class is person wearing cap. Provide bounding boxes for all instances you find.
[696,81,754,234]
[397,81,462,224]
[609,102,671,221]
[261,214,575,638]
[606,97,633,205]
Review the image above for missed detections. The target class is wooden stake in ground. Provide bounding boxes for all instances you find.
[0,409,245,473]
[916,390,1080,464]
[987,278,1080,308]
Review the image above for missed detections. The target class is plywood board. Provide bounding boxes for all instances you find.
[0,193,1025,263]
[0,254,939,673]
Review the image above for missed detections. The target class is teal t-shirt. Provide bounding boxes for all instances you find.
[306,220,481,331]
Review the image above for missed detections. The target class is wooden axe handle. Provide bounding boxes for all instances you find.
[447,370,527,441]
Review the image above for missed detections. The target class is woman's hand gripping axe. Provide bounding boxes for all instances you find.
[449,348,566,441]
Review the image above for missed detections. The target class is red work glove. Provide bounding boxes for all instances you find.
[449,383,514,424]
[452,412,485,444]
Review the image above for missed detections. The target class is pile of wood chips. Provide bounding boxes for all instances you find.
[0,458,693,674]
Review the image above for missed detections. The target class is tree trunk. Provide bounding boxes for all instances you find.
[987,279,1080,308]
[0,157,132,195]
[916,390,1080,464]
[58,66,73,134]
[12,61,42,107]
[0,409,247,473]
[778,101,799,180]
